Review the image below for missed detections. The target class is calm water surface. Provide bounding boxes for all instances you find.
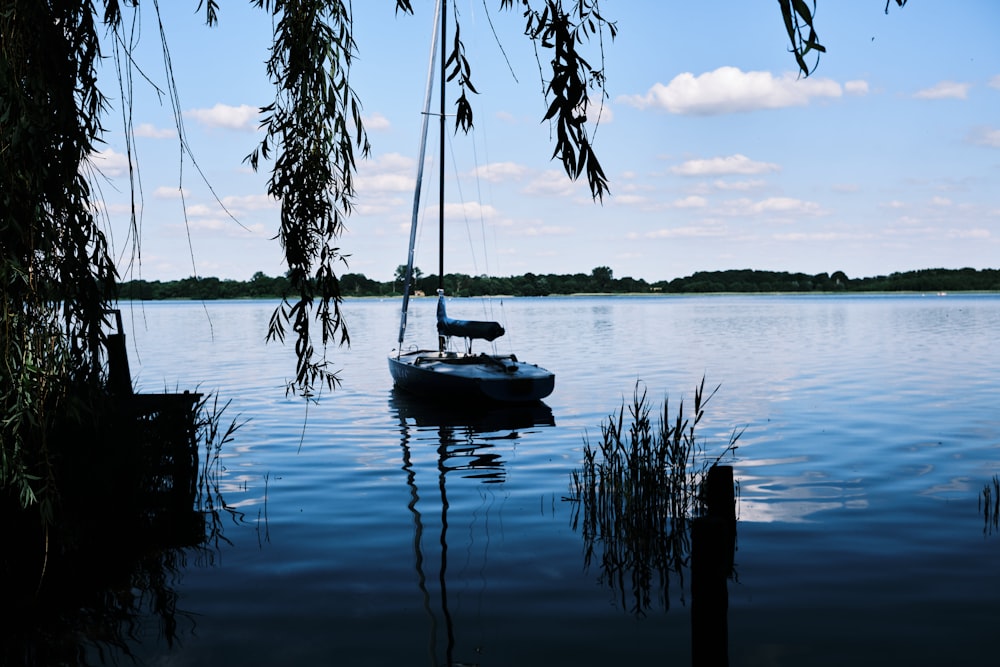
[118,294,1000,666]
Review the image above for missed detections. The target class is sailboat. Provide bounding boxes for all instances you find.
[388,0,554,404]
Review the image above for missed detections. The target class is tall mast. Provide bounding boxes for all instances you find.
[438,0,447,290]
[396,0,442,350]
[436,0,447,353]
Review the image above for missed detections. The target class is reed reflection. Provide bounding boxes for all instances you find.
[1,395,243,665]
[390,390,554,667]
[566,381,739,666]
[981,474,999,536]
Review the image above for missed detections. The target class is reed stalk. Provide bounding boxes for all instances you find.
[567,378,742,615]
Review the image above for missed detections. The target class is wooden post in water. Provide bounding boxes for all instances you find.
[106,310,133,395]
[705,465,736,522]
[691,465,736,667]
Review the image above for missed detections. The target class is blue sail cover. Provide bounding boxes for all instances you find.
[437,294,505,341]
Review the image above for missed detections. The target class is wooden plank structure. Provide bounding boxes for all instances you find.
[106,310,204,541]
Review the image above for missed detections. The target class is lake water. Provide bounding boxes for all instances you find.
[114,294,999,666]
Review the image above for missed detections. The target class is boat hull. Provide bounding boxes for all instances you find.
[388,350,554,403]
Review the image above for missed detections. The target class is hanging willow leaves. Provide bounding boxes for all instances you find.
[780,0,908,76]
[2,0,120,522]
[446,19,478,133]
[502,0,615,201]
[778,0,826,76]
[245,0,369,398]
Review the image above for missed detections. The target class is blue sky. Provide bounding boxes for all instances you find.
[93,1,1000,283]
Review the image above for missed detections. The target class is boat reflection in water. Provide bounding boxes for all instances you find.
[389,390,554,665]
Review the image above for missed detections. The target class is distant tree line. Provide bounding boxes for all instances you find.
[116,267,1000,300]
[849,267,1000,292]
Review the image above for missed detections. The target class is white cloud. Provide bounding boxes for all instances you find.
[716,196,823,217]
[180,217,268,236]
[930,196,952,207]
[750,197,823,215]
[671,195,708,208]
[713,178,767,191]
[517,224,575,237]
[612,194,650,206]
[153,186,187,199]
[990,75,1000,90]
[136,123,176,139]
[220,194,279,211]
[640,225,727,239]
[472,162,529,182]
[913,81,971,100]
[376,152,415,171]
[618,67,842,115]
[357,172,414,193]
[523,169,580,197]
[844,80,869,95]
[184,204,216,217]
[946,228,991,240]
[356,196,406,217]
[618,180,656,194]
[968,126,1000,148]
[773,231,869,242]
[672,154,780,177]
[88,148,130,177]
[356,152,417,194]
[587,103,614,125]
[184,103,258,130]
[364,112,391,131]
[433,201,499,221]
[97,202,134,216]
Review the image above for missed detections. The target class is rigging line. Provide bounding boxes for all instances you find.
[446,130,481,280]
[460,3,509,334]
[446,132,499,339]
[154,0,213,342]
[153,1,250,247]
[589,0,611,145]
[479,135,511,347]
[479,0,519,83]
[445,142,509,358]
[446,8,506,332]
[398,0,443,348]
[107,19,152,363]
[469,120,494,284]
[111,13,144,281]
[463,122,511,334]
[468,133,506,330]
[461,0,499,292]
[447,0,481,281]
[471,85,503,288]
[116,4,154,340]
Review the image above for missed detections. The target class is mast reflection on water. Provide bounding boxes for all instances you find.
[391,391,554,665]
